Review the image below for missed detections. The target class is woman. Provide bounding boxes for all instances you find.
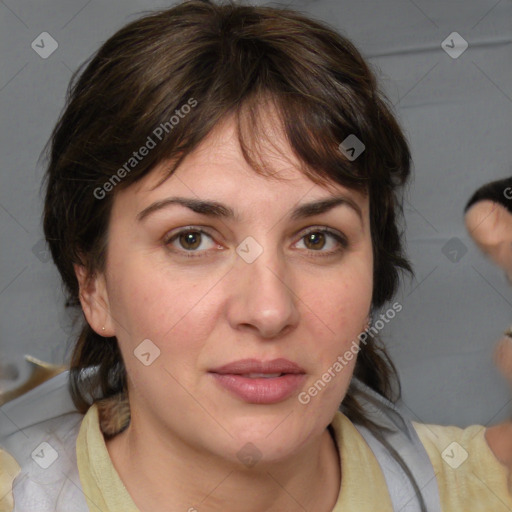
[1,1,511,510]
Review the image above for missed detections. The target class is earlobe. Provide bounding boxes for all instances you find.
[74,263,115,337]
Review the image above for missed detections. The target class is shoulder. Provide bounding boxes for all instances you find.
[413,421,512,510]
[0,448,20,512]
[412,421,488,460]
[0,370,82,463]
[0,371,89,511]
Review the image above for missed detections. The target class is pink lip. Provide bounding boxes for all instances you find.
[209,358,306,404]
[210,358,305,375]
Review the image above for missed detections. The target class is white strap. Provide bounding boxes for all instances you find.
[0,372,89,511]
[351,379,442,512]
[10,415,89,512]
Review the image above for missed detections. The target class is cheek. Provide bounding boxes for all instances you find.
[307,257,373,337]
[297,254,373,398]
[106,253,223,360]
[106,262,214,397]
[317,286,370,371]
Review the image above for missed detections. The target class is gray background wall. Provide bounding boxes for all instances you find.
[0,0,510,427]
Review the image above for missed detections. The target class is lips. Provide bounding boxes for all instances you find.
[210,358,305,376]
[209,358,306,404]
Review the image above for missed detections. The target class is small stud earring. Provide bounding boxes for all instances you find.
[102,326,105,331]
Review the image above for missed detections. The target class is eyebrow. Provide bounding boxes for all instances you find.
[136,195,363,223]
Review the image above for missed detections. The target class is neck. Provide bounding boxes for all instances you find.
[105,409,341,512]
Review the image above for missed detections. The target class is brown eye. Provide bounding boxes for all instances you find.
[295,227,348,257]
[164,227,219,258]
[303,232,327,250]
[178,231,202,250]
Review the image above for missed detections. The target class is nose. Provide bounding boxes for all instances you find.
[226,242,300,340]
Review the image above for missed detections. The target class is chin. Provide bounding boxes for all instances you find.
[230,438,302,467]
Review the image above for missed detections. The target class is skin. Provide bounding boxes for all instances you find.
[75,110,373,512]
[465,200,512,284]
[466,200,512,469]
[487,332,512,469]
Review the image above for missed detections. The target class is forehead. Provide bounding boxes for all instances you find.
[116,113,369,221]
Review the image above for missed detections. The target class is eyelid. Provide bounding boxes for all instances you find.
[163,225,216,241]
[163,225,348,258]
[163,226,219,249]
[293,226,349,255]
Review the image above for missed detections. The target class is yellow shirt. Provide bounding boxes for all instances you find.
[2,403,512,511]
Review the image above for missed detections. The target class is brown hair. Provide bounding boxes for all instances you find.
[43,0,411,437]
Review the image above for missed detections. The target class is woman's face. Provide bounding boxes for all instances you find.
[88,113,373,464]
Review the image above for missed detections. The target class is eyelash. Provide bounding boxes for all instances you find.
[163,226,348,259]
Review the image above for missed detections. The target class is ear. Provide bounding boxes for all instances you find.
[74,263,115,337]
